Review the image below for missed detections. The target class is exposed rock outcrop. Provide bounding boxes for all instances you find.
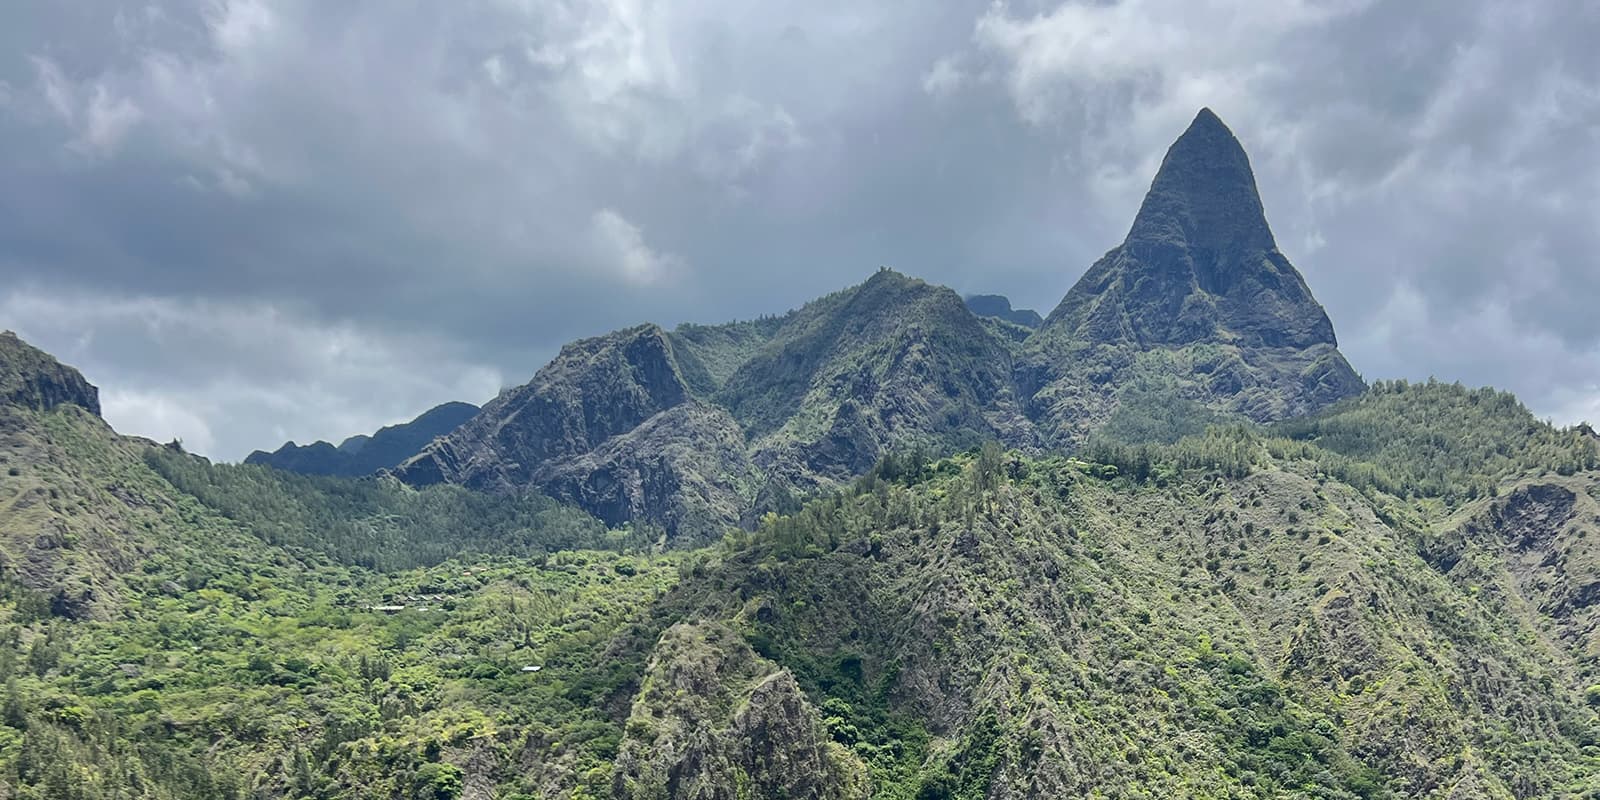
[0,331,101,416]
[399,324,697,491]
[612,621,866,800]
[1020,109,1364,444]
[536,403,758,542]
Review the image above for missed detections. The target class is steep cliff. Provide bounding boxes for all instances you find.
[0,331,101,416]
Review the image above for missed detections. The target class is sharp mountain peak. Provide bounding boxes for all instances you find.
[1126,107,1276,258]
[1042,108,1341,352]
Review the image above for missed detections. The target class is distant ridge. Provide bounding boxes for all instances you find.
[245,401,479,476]
[964,294,1043,329]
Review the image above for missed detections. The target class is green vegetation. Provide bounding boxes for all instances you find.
[1270,379,1598,500]
[7,106,1599,797]
[147,448,624,571]
[0,553,680,798]
[713,268,1018,458]
[0,405,679,798]
[6,379,1600,797]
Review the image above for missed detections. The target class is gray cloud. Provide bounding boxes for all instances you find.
[1,0,1596,458]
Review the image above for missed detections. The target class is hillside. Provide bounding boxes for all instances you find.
[398,270,1033,542]
[4,366,1599,797]
[0,346,674,798]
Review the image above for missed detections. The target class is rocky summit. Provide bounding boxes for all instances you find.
[1021,109,1364,445]
[1045,108,1338,349]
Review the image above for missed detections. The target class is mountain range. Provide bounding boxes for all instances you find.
[1,109,1598,799]
[245,402,480,477]
[309,110,1359,544]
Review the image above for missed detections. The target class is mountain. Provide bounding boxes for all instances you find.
[964,294,1044,329]
[245,401,478,476]
[712,269,1029,488]
[5,333,1600,797]
[1021,109,1364,446]
[398,111,1359,541]
[399,270,1033,541]
[12,108,1600,799]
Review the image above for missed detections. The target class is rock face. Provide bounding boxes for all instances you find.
[1021,109,1363,443]
[400,272,1030,540]
[396,326,760,541]
[400,324,697,491]
[717,269,1030,490]
[0,331,101,416]
[1044,108,1337,350]
[245,401,479,476]
[1433,478,1600,660]
[535,403,760,537]
[611,621,866,800]
[965,294,1043,329]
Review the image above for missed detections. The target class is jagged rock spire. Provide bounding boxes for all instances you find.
[1125,107,1276,270]
[1043,108,1338,350]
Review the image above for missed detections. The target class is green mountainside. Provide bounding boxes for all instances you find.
[244,402,480,478]
[395,270,1035,542]
[3,109,1599,799]
[2,368,1598,798]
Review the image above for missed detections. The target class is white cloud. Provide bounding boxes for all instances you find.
[1344,281,1600,428]
[1547,387,1600,429]
[589,208,681,285]
[78,85,143,154]
[102,388,217,453]
[27,57,144,156]
[921,55,967,98]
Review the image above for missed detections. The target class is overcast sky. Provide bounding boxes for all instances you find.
[1,1,1597,460]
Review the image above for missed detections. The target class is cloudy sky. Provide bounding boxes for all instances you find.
[2,0,1597,459]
